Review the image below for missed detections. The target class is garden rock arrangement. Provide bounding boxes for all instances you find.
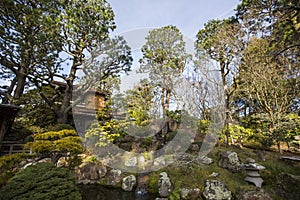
[122,175,136,191]
[218,151,241,172]
[202,180,232,200]
[158,172,173,197]
[240,158,265,187]
[75,161,107,184]
[107,169,123,186]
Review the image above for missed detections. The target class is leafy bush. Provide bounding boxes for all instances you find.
[0,163,82,200]
[0,153,34,187]
[25,129,83,165]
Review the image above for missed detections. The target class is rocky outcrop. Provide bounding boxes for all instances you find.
[158,172,172,197]
[202,180,232,200]
[122,175,136,191]
[218,151,241,173]
[74,161,107,184]
[236,188,273,200]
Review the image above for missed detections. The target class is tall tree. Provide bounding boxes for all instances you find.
[236,0,300,54]
[0,0,62,104]
[195,18,245,144]
[1,0,132,125]
[238,37,299,153]
[139,25,189,116]
[40,0,126,124]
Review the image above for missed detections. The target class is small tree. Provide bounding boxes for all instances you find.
[25,129,83,164]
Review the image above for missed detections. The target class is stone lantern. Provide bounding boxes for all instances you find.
[241,158,266,187]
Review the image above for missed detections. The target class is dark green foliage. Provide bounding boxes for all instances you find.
[125,79,154,126]
[45,124,75,132]
[0,153,34,187]
[0,162,82,200]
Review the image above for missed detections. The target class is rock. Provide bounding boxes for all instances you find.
[107,169,122,185]
[218,151,241,173]
[125,157,137,167]
[38,158,52,163]
[154,157,166,166]
[276,172,300,200]
[203,180,232,200]
[245,177,264,188]
[197,155,214,165]
[209,172,220,178]
[246,158,256,163]
[56,157,68,167]
[19,160,28,167]
[236,188,273,200]
[155,198,168,200]
[180,188,190,199]
[180,188,201,200]
[122,175,136,191]
[189,188,201,200]
[74,162,107,184]
[158,172,172,197]
[22,162,36,169]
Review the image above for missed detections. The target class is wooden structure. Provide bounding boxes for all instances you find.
[280,156,300,162]
[0,141,31,155]
[0,104,20,150]
[73,89,107,136]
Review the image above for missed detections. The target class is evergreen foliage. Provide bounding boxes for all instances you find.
[0,163,81,200]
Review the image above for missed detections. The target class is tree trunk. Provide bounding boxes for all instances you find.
[12,72,26,105]
[55,53,80,124]
[277,142,282,154]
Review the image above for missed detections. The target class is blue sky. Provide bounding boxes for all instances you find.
[107,0,241,92]
[108,0,240,38]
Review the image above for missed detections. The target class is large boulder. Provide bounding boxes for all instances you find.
[202,180,232,200]
[236,188,273,200]
[74,161,107,184]
[122,175,136,191]
[158,172,172,197]
[218,151,241,173]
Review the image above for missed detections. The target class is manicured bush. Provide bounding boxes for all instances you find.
[0,153,34,187]
[0,162,82,200]
[25,129,83,165]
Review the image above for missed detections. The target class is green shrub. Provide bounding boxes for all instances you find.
[25,129,83,165]
[46,124,75,132]
[0,153,34,187]
[0,162,82,200]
